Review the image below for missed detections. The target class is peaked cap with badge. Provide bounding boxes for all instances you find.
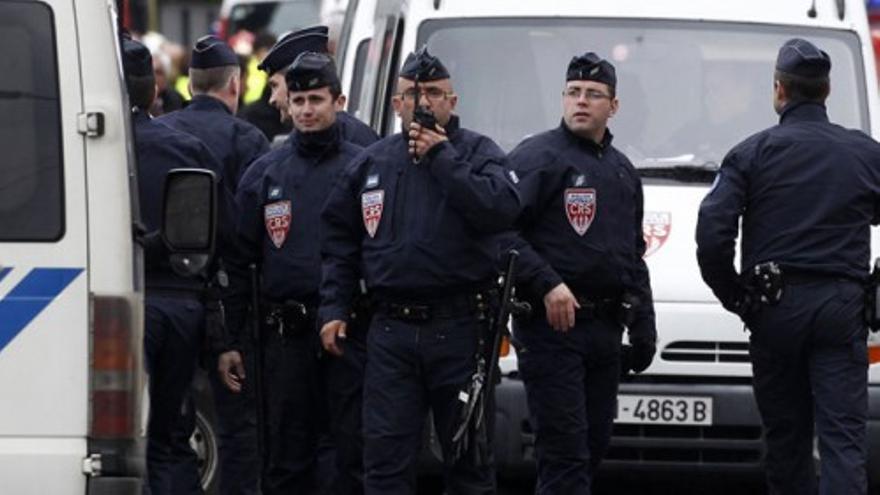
[258,25,330,75]
[399,45,450,81]
[285,51,339,91]
[775,38,831,79]
[190,35,239,69]
[566,52,616,90]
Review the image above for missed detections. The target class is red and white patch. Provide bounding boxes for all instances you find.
[564,188,596,236]
[362,190,384,238]
[642,211,671,258]
[264,200,291,249]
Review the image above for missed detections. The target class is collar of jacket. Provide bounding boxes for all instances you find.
[560,119,614,155]
[293,121,340,158]
[132,108,150,123]
[442,114,461,139]
[779,101,828,125]
[187,94,232,115]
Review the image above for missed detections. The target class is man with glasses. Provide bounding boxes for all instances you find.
[318,46,520,494]
[504,52,657,494]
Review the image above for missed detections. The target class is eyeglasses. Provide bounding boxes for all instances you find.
[563,87,611,101]
[397,87,452,102]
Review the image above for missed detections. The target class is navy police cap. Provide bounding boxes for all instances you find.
[258,25,329,75]
[285,52,340,92]
[190,35,238,69]
[775,38,831,78]
[566,52,616,90]
[399,45,450,81]
[122,36,153,78]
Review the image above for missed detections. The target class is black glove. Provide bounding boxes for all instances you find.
[628,340,656,374]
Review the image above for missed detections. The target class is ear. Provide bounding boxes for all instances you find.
[391,95,404,116]
[335,94,347,111]
[609,97,619,118]
[447,93,458,112]
[229,73,241,98]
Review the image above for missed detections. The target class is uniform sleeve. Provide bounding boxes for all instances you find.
[626,173,657,343]
[696,149,749,312]
[222,172,266,347]
[502,143,565,299]
[423,140,521,233]
[318,156,367,325]
[235,127,271,186]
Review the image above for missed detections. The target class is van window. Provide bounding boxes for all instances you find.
[0,2,64,241]
[347,38,371,116]
[419,19,867,178]
[228,1,322,39]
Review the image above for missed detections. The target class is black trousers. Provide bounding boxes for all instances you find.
[747,279,868,495]
[144,296,203,495]
[362,311,496,495]
[514,312,622,495]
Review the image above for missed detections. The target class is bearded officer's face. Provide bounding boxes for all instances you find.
[392,77,458,131]
[268,72,291,124]
[287,86,345,133]
[562,80,618,143]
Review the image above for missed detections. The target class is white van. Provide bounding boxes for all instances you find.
[341,0,880,484]
[0,1,218,493]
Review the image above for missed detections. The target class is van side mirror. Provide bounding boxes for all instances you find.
[161,169,217,277]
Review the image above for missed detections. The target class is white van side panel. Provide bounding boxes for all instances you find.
[0,0,90,493]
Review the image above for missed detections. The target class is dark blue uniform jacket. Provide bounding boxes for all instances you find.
[157,95,270,191]
[227,123,363,334]
[134,110,227,291]
[507,122,656,341]
[697,102,880,311]
[337,111,380,148]
[319,115,521,324]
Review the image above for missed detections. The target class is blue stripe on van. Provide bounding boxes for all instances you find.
[0,268,83,354]
[0,267,10,285]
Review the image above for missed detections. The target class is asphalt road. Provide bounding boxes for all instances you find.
[417,474,769,494]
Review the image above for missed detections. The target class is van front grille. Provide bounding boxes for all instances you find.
[661,341,750,364]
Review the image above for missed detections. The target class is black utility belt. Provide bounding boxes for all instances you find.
[376,290,496,322]
[574,296,621,319]
[262,299,316,336]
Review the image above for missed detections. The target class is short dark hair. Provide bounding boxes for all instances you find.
[126,73,155,110]
[190,66,239,94]
[774,70,829,103]
[328,81,342,100]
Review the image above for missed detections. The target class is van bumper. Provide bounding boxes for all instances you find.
[455,377,880,485]
[87,477,142,495]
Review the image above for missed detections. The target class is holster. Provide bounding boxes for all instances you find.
[865,259,880,332]
[262,299,315,339]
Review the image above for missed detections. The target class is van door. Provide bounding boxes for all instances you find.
[0,0,90,493]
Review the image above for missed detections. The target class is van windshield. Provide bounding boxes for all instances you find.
[419,19,867,177]
[229,1,321,38]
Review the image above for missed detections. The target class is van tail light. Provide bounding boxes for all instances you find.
[869,342,880,366]
[89,295,142,439]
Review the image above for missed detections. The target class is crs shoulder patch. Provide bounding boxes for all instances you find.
[361,190,384,238]
[264,200,291,248]
[564,188,596,236]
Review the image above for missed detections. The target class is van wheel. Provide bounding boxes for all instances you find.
[191,370,219,494]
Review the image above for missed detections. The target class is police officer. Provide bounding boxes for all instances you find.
[257,25,379,148]
[123,36,223,495]
[157,34,269,495]
[696,39,880,495]
[224,52,364,494]
[319,47,520,495]
[504,53,656,494]
[158,35,270,191]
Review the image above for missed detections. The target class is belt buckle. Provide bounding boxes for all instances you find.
[392,303,430,321]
